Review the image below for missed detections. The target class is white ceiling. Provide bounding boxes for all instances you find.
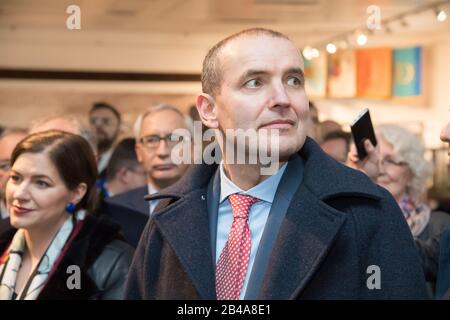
[1,0,449,42]
[0,0,449,73]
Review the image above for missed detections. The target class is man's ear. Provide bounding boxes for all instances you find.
[135,143,144,163]
[196,93,219,129]
[116,167,129,184]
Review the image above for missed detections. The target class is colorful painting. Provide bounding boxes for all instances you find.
[393,47,422,96]
[327,49,356,98]
[356,48,392,99]
[304,53,327,98]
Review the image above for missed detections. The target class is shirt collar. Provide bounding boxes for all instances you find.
[148,183,159,195]
[219,162,288,204]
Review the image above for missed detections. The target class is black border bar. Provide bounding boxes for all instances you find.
[0,69,200,82]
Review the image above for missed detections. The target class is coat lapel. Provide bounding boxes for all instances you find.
[257,139,380,299]
[152,188,217,299]
[258,184,347,299]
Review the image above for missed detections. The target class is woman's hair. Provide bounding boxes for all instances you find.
[376,124,433,200]
[10,130,99,212]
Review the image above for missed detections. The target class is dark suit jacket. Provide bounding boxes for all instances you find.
[0,218,10,235]
[99,186,149,248]
[436,229,450,299]
[124,138,428,299]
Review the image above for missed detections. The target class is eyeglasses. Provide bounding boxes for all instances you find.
[0,160,10,172]
[139,133,189,149]
[380,156,408,168]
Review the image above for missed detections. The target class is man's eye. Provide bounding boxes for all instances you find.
[244,79,261,88]
[287,77,302,86]
[143,136,161,145]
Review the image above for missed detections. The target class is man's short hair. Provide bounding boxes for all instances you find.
[30,114,98,155]
[106,138,140,181]
[90,102,121,124]
[133,104,194,140]
[201,28,292,97]
[322,130,351,145]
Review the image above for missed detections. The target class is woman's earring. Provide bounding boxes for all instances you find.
[65,202,76,214]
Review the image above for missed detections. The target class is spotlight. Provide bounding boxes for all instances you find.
[311,48,320,58]
[302,46,313,60]
[326,43,337,54]
[356,33,367,46]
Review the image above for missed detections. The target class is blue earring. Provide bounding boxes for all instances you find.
[65,202,76,214]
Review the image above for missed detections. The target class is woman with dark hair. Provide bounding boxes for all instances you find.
[0,130,134,300]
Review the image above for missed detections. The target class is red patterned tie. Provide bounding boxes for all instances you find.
[215,193,261,300]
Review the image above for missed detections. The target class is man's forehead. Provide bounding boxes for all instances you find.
[219,34,304,72]
[91,108,116,118]
[141,110,186,132]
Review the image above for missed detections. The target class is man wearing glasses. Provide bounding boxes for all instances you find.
[0,128,27,219]
[104,105,192,244]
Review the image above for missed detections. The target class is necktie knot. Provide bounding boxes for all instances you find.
[228,194,261,220]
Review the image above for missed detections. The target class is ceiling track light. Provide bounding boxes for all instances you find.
[305,2,448,53]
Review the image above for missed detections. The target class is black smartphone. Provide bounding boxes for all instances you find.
[350,108,377,159]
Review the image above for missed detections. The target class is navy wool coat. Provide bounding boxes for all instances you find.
[124,138,428,299]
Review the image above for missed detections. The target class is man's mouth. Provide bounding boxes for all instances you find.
[153,164,176,171]
[259,119,295,129]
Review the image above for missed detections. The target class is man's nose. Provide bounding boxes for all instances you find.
[269,82,290,108]
[156,140,171,157]
[440,122,450,143]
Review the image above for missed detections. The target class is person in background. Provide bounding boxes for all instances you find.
[0,131,133,300]
[30,114,98,156]
[306,101,320,142]
[419,121,450,299]
[348,124,450,240]
[320,130,351,164]
[89,102,121,177]
[103,104,192,247]
[0,129,28,219]
[103,138,147,198]
[348,123,450,296]
[319,120,342,141]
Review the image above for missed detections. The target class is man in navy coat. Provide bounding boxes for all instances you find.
[124,28,428,299]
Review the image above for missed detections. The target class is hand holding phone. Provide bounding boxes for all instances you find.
[350,108,377,160]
